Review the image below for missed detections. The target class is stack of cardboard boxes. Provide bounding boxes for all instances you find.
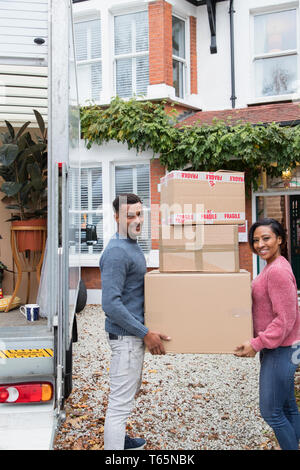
[144,170,253,354]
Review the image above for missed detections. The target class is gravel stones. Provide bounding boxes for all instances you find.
[54,305,278,451]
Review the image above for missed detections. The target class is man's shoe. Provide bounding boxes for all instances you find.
[124,434,146,450]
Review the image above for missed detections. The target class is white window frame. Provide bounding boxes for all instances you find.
[74,14,102,103]
[113,9,149,98]
[250,5,300,104]
[172,13,188,99]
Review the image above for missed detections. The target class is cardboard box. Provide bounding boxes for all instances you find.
[159,224,239,272]
[160,170,245,225]
[144,270,252,354]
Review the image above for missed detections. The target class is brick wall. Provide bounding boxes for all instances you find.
[148,0,173,87]
[190,16,197,95]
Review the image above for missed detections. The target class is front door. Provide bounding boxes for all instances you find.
[290,195,300,288]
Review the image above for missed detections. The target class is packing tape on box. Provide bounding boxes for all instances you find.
[161,170,245,186]
[163,211,246,225]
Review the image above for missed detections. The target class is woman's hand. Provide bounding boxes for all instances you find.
[234,340,257,357]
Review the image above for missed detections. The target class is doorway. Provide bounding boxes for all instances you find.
[290,195,300,288]
[255,193,300,286]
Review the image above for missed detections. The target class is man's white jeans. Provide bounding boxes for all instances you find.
[104,335,145,450]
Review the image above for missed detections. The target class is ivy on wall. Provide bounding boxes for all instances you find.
[80,97,300,192]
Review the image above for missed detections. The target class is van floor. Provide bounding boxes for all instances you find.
[0,308,50,339]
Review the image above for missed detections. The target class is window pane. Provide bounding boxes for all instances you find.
[136,55,149,96]
[75,19,101,60]
[254,10,296,55]
[115,11,148,55]
[74,22,88,61]
[172,16,185,59]
[80,213,103,254]
[74,19,102,103]
[114,14,132,55]
[173,59,184,98]
[255,55,297,96]
[116,58,132,98]
[90,20,102,59]
[115,164,151,253]
[115,166,133,195]
[137,164,150,207]
[77,62,102,103]
[91,167,103,210]
[136,11,149,52]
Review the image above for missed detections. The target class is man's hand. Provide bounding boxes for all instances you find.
[234,340,257,358]
[143,331,171,355]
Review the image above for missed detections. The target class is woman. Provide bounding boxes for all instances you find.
[234,218,300,450]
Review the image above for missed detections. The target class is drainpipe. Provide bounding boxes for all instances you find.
[229,0,236,108]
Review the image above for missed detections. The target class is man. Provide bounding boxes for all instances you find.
[100,193,170,450]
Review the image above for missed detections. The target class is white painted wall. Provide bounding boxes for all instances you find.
[197,0,300,110]
[0,0,48,125]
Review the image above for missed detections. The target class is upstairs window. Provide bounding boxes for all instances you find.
[172,16,186,98]
[74,18,102,103]
[253,9,298,98]
[114,11,149,98]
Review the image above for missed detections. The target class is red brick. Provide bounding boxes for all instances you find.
[190,16,198,95]
[149,1,173,87]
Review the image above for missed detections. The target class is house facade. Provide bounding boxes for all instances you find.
[0,0,299,302]
[71,0,300,301]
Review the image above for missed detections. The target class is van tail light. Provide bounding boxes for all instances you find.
[0,382,53,403]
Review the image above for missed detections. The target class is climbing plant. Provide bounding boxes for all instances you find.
[80,97,300,191]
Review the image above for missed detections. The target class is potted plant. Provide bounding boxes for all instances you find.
[0,110,47,252]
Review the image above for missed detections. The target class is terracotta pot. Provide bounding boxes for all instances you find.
[12,218,47,252]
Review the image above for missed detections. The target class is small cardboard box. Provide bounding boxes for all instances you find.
[159,224,239,272]
[144,270,252,354]
[160,170,245,225]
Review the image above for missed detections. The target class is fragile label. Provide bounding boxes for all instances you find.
[161,170,244,187]
[165,211,245,224]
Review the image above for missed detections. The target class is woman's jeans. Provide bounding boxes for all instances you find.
[259,346,300,450]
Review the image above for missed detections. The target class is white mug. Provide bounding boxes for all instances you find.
[20,304,40,322]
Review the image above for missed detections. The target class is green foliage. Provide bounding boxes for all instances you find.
[81,97,300,192]
[0,110,47,221]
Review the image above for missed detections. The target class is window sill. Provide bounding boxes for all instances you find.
[247,93,300,107]
[70,250,160,268]
[96,85,202,111]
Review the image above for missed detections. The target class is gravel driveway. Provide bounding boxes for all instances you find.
[53,305,294,451]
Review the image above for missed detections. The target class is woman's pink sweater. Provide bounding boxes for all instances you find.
[250,256,300,352]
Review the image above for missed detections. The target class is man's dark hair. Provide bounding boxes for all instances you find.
[248,218,287,253]
[112,193,142,213]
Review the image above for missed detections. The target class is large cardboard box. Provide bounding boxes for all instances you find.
[144,270,252,354]
[160,170,245,225]
[159,224,239,272]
